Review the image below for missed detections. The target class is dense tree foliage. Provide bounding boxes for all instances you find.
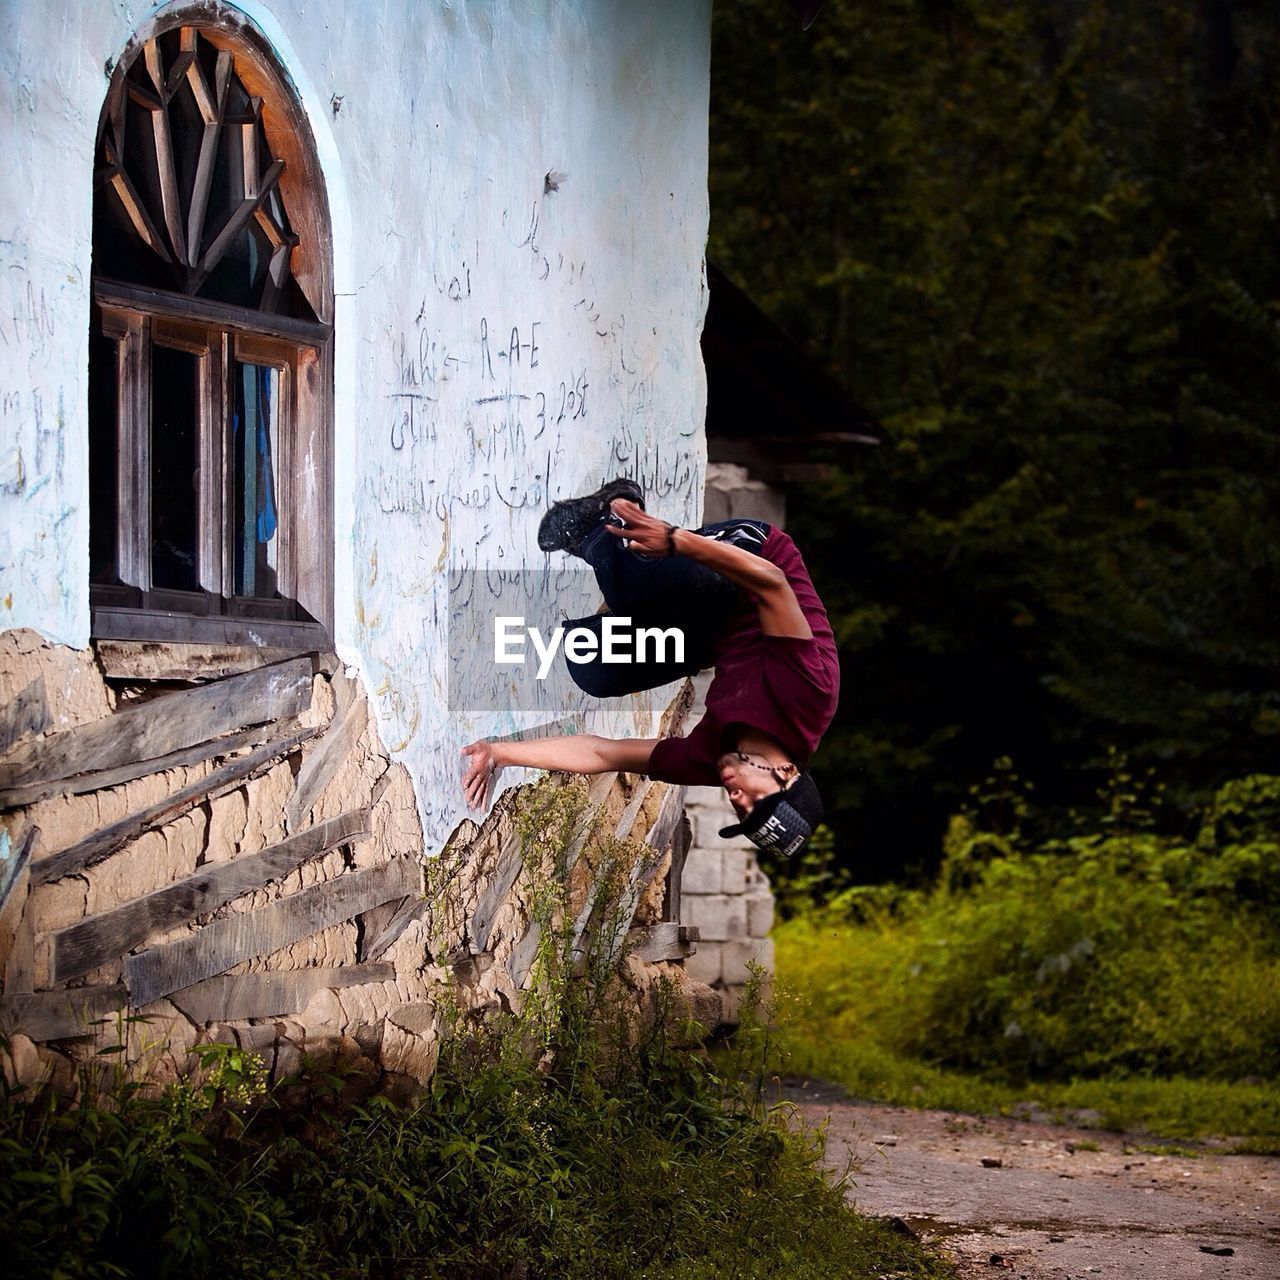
[710,0,1280,878]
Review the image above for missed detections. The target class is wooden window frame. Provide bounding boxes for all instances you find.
[89,14,334,654]
[90,292,332,650]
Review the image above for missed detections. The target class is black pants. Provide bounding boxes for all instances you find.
[564,518,771,698]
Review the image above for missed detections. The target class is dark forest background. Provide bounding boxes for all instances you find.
[709,0,1280,884]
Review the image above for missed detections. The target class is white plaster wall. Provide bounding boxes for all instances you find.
[0,1,712,851]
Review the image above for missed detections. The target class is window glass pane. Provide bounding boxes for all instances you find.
[151,345,200,591]
[89,332,120,584]
[232,362,280,598]
[201,211,273,309]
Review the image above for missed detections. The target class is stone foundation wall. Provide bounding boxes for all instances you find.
[0,630,714,1098]
[677,673,776,1026]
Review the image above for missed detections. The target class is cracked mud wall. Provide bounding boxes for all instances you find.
[0,631,716,1096]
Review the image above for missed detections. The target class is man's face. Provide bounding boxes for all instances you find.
[716,752,787,819]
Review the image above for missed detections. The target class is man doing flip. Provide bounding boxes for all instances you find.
[461,479,839,856]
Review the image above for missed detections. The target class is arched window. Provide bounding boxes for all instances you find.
[89,16,333,649]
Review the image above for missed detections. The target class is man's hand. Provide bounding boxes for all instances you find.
[605,499,676,557]
[609,498,813,639]
[460,734,660,810]
[461,740,498,810]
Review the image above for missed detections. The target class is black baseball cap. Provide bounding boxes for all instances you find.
[719,772,823,857]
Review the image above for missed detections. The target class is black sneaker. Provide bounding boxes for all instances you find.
[537,478,645,552]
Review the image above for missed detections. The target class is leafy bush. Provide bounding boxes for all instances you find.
[780,773,1280,1089]
[1,996,953,1280]
[1,781,953,1280]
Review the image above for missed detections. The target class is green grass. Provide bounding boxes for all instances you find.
[1,1020,957,1280]
[768,776,1280,1150]
[773,893,1280,1149]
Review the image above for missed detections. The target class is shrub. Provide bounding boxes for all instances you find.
[1,779,953,1280]
[789,773,1280,1084]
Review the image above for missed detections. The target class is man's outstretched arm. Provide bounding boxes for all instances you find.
[607,499,813,639]
[461,735,658,809]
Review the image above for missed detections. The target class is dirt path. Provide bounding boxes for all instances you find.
[782,1082,1279,1279]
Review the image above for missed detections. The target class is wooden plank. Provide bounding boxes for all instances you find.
[94,278,330,347]
[168,962,393,1025]
[613,779,653,840]
[2,718,273,811]
[164,29,197,98]
[259,238,291,313]
[0,824,36,910]
[0,657,312,800]
[598,789,686,969]
[506,919,542,989]
[467,833,524,956]
[662,811,692,923]
[564,770,617,873]
[0,985,128,1042]
[0,678,50,755]
[143,40,187,263]
[285,670,363,829]
[106,164,172,263]
[186,49,231,264]
[0,826,35,973]
[94,640,297,683]
[125,859,419,1007]
[600,849,666,970]
[2,897,34,993]
[364,897,427,962]
[32,722,318,886]
[90,603,330,651]
[51,809,372,983]
[644,785,687,853]
[627,923,700,965]
[195,160,285,287]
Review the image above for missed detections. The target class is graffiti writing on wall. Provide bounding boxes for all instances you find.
[352,208,704,853]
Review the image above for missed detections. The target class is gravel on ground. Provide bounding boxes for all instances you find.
[781,1080,1279,1280]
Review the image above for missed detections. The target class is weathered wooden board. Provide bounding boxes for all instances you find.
[564,784,689,973]
[51,809,372,983]
[0,678,50,756]
[662,811,692,924]
[506,919,543,989]
[0,824,36,909]
[32,722,318,886]
[560,770,618,874]
[0,656,312,801]
[94,640,296,683]
[467,833,525,956]
[613,779,654,841]
[358,894,423,962]
[599,786,688,967]
[285,669,363,829]
[0,984,128,1041]
[3,718,275,810]
[125,859,419,1007]
[644,785,687,854]
[627,923,700,964]
[0,826,36,974]
[167,962,394,1025]
[2,874,35,994]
